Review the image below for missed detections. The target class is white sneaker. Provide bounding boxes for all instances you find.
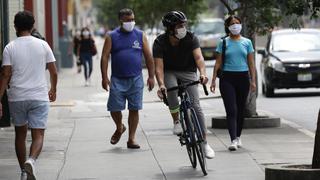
[204,143,215,159]
[173,121,182,135]
[24,159,36,180]
[20,172,27,180]
[236,137,242,148]
[85,80,89,86]
[228,140,238,151]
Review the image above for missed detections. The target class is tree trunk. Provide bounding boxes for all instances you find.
[312,109,320,168]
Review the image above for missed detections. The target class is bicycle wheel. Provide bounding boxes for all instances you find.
[181,110,197,168]
[187,109,207,176]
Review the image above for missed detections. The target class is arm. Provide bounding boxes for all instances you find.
[210,53,222,93]
[47,62,58,102]
[142,33,155,91]
[100,34,112,91]
[154,58,165,87]
[0,66,12,100]
[193,47,208,84]
[154,57,166,99]
[0,66,12,117]
[247,53,256,91]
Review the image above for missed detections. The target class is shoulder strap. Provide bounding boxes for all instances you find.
[221,37,227,67]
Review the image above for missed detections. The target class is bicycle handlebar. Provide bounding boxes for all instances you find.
[161,80,208,106]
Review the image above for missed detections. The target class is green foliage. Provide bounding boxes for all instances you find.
[95,0,207,29]
[221,0,320,36]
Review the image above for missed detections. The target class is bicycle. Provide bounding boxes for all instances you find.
[161,79,209,176]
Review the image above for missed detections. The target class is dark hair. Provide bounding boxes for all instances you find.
[118,8,134,20]
[80,27,91,39]
[14,11,35,32]
[224,15,242,34]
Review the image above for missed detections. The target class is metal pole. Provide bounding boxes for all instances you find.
[52,0,61,71]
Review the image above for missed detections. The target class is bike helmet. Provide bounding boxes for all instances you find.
[162,11,187,29]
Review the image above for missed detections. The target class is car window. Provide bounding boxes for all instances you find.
[193,21,225,35]
[271,33,320,52]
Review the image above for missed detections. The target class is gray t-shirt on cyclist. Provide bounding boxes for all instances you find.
[153,31,200,72]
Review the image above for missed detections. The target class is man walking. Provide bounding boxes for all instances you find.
[0,11,58,180]
[100,8,155,149]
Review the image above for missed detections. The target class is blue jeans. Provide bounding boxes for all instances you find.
[80,52,93,80]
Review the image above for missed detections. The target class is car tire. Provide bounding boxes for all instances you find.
[263,82,274,97]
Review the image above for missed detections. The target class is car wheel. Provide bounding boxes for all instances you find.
[264,83,274,97]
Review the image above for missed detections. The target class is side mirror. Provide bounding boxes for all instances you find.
[257,48,267,57]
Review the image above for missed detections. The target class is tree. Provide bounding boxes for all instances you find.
[95,0,207,29]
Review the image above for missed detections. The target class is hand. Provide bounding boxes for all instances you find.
[102,78,110,91]
[147,77,155,91]
[157,85,166,99]
[200,75,208,84]
[0,103,2,118]
[250,81,257,92]
[48,89,56,102]
[210,79,216,93]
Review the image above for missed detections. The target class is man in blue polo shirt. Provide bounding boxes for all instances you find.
[100,8,155,149]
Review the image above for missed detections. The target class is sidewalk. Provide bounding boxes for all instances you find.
[0,37,315,180]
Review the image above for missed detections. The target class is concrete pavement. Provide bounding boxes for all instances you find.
[0,37,315,180]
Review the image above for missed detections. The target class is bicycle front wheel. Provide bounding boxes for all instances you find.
[181,110,197,168]
[187,109,207,176]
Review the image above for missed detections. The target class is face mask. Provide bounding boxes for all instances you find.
[228,24,242,35]
[175,27,187,39]
[122,21,135,32]
[83,31,90,36]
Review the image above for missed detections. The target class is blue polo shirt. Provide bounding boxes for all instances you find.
[216,36,254,72]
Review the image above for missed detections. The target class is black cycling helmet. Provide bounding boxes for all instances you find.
[162,11,187,29]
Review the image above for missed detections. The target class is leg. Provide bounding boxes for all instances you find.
[220,77,238,141]
[81,55,88,80]
[235,76,250,138]
[128,110,139,143]
[111,111,123,131]
[164,72,180,123]
[186,83,207,139]
[29,129,45,160]
[15,125,28,170]
[88,57,93,78]
[108,77,127,144]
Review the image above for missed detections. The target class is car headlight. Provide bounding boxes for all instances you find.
[267,58,286,73]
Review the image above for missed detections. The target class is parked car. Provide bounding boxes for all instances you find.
[258,28,320,97]
[191,18,225,60]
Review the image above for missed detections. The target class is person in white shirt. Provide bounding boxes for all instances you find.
[0,11,58,180]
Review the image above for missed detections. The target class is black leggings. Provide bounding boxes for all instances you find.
[219,71,250,141]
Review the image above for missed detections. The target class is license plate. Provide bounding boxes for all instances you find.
[297,73,312,81]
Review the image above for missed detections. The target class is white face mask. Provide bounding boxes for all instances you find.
[122,21,135,32]
[228,24,242,35]
[83,31,90,37]
[175,27,187,39]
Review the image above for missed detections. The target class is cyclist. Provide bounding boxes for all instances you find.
[153,11,214,159]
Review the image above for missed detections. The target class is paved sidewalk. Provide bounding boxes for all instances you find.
[0,37,315,180]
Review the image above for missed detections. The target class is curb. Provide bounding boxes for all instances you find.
[212,115,281,129]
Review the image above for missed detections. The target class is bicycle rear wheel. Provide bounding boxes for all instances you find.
[187,109,207,176]
[181,110,197,168]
